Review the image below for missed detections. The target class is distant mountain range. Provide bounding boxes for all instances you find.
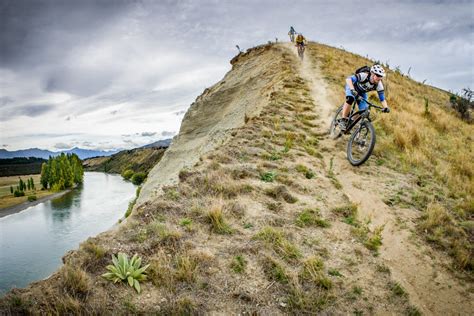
[0,139,172,160]
[0,148,119,160]
[140,138,172,148]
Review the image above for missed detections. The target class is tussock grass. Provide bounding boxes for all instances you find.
[188,169,243,199]
[331,203,358,225]
[419,203,472,269]
[265,185,298,204]
[260,170,277,182]
[351,220,385,253]
[389,282,407,297]
[260,255,289,283]
[286,280,333,312]
[160,297,197,315]
[255,227,301,260]
[206,199,233,234]
[313,42,473,271]
[301,256,332,289]
[295,164,315,179]
[60,265,91,300]
[175,253,199,283]
[148,251,175,289]
[295,209,330,228]
[230,255,247,273]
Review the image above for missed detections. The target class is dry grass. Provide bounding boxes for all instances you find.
[254,226,301,261]
[60,265,91,300]
[206,199,233,234]
[310,43,473,271]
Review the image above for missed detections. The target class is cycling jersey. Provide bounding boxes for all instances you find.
[296,38,305,44]
[350,72,385,101]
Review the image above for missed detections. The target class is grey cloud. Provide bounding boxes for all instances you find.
[0,0,132,68]
[44,67,116,97]
[81,141,93,147]
[161,131,175,137]
[1,104,55,121]
[54,142,71,149]
[141,132,156,137]
[0,97,14,107]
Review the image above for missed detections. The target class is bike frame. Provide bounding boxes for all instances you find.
[344,98,383,133]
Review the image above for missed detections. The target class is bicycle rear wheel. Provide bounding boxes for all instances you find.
[347,121,376,166]
[329,105,344,139]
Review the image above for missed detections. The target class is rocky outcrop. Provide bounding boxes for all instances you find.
[137,44,288,207]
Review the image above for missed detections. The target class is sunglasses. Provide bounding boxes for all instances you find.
[374,74,383,78]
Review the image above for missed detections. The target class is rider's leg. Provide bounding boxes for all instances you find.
[342,84,356,118]
[357,93,368,112]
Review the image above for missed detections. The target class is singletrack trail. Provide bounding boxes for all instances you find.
[284,43,472,315]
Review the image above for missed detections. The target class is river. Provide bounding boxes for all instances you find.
[0,172,136,295]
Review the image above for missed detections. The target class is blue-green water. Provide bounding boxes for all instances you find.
[0,172,136,295]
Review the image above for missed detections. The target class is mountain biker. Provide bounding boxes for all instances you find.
[288,26,296,42]
[295,33,306,47]
[340,64,390,130]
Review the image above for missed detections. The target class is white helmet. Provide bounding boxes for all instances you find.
[370,64,385,77]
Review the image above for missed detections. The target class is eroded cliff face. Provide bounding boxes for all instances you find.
[137,44,289,207]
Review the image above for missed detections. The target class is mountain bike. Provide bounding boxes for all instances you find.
[296,43,305,60]
[329,97,389,166]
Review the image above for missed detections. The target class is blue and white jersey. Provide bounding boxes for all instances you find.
[350,72,385,101]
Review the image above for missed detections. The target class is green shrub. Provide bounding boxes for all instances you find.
[13,190,25,197]
[27,195,37,202]
[260,171,277,182]
[102,253,150,293]
[122,169,134,180]
[230,255,247,273]
[296,209,330,228]
[131,172,146,185]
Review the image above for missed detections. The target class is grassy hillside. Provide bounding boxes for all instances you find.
[83,147,167,175]
[307,43,473,271]
[1,43,471,315]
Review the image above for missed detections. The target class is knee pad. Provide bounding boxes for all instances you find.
[346,95,355,105]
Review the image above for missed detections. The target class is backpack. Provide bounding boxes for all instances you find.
[355,65,370,75]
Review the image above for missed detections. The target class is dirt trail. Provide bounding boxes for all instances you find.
[285,43,472,315]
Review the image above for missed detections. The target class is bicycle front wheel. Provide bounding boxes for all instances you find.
[347,121,376,166]
[329,105,344,139]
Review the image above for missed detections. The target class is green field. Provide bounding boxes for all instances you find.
[0,174,54,210]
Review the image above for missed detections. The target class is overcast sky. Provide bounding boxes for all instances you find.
[1,0,472,151]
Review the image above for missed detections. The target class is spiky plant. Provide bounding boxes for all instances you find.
[102,253,150,293]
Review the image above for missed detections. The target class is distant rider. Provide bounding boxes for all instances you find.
[341,64,390,130]
[295,33,306,47]
[288,26,296,42]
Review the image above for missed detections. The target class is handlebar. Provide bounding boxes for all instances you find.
[356,95,384,110]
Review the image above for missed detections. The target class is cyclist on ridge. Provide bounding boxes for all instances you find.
[295,33,306,47]
[288,26,296,42]
[340,64,390,130]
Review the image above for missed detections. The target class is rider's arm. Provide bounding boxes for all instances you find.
[377,83,389,109]
[346,76,356,90]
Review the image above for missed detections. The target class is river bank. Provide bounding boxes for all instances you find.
[0,189,72,219]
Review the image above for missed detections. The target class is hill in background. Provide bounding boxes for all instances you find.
[83,144,170,175]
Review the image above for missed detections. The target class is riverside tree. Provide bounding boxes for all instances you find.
[40,153,84,191]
